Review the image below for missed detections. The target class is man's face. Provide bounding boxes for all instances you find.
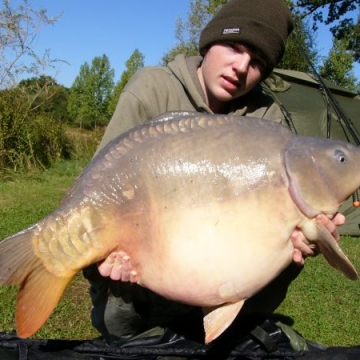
[197,42,266,112]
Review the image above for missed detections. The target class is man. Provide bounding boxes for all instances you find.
[84,0,343,352]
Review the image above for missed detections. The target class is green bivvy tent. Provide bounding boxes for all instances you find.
[263,69,360,236]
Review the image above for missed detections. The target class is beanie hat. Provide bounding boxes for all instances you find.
[199,0,294,78]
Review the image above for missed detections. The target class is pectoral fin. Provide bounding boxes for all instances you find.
[314,221,358,280]
[202,300,245,344]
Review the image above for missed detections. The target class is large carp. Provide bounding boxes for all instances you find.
[0,112,358,343]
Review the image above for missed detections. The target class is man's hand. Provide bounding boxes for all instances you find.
[97,251,138,282]
[291,213,345,266]
[98,252,124,279]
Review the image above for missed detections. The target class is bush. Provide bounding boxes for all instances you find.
[66,126,104,161]
[28,115,73,167]
[0,89,73,171]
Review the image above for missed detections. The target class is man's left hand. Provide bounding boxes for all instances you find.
[291,213,345,266]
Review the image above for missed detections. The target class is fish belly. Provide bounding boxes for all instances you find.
[136,187,300,307]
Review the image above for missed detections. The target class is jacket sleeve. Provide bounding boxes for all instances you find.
[96,66,171,153]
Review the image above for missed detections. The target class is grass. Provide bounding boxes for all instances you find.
[0,159,359,346]
[0,159,99,340]
[276,236,360,347]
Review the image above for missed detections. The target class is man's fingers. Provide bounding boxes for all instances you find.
[98,253,123,279]
[316,213,344,241]
[292,248,305,266]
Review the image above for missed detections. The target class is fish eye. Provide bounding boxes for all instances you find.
[334,149,346,163]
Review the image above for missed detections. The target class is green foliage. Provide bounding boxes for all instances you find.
[0,1,72,173]
[0,88,73,172]
[277,236,360,346]
[294,0,360,62]
[205,0,226,15]
[19,75,71,123]
[28,114,72,166]
[288,0,358,88]
[279,3,319,72]
[161,0,212,64]
[108,49,144,114]
[0,160,98,339]
[319,38,359,92]
[68,54,115,129]
[66,126,105,162]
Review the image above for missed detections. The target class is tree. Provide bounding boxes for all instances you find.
[0,1,72,172]
[0,84,72,171]
[0,0,61,88]
[294,0,360,62]
[279,1,319,72]
[205,0,226,14]
[292,1,359,87]
[108,49,144,114]
[319,37,359,91]
[68,54,115,129]
[18,75,70,122]
[161,0,217,64]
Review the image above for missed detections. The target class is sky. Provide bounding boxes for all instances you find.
[24,1,360,88]
[27,0,190,88]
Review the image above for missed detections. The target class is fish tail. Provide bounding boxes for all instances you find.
[0,228,73,338]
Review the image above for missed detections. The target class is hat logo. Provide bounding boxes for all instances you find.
[222,27,240,35]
